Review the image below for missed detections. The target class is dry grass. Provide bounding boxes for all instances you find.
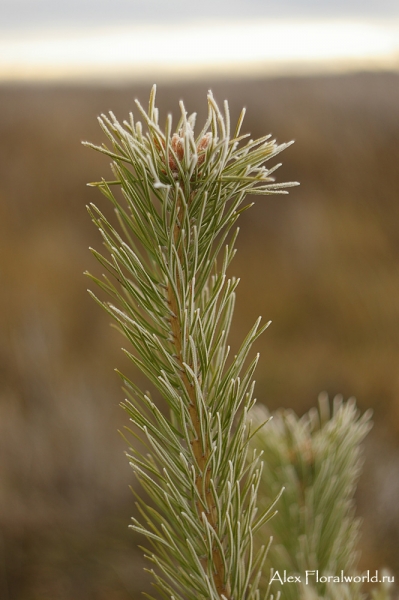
[1,72,399,598]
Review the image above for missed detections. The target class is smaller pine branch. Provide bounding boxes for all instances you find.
[250,393,373,600]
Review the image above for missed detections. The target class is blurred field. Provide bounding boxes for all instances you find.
[1,72,399,598]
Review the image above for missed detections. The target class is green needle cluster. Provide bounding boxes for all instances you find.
[251,394,373,600]
[84,86,297,600]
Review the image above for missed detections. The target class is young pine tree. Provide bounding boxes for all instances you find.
[84,86,297,600]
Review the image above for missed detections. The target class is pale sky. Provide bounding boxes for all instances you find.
[1,0,399,81]
[2,0,399,32]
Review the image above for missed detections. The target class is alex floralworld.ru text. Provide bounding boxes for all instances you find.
[270,570,394,585]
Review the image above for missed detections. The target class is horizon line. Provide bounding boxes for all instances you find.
[1,18,399,83]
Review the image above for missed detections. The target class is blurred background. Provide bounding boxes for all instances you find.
[1,1,399,598]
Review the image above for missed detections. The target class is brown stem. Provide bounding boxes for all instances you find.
[166,196,231,599]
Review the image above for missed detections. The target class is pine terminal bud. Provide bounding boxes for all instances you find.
[169,133,184,171]
[197,132,212,167]
[168,131,212,173]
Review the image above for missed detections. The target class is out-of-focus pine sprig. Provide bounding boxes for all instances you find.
[250,394,375,600]
[84,85,297,600]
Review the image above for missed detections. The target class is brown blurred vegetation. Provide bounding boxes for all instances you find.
[0,72,399,598]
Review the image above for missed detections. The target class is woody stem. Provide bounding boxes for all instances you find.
[166,197,231,599]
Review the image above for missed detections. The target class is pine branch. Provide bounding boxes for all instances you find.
[84,85,297,599]
[250,393,374,600]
